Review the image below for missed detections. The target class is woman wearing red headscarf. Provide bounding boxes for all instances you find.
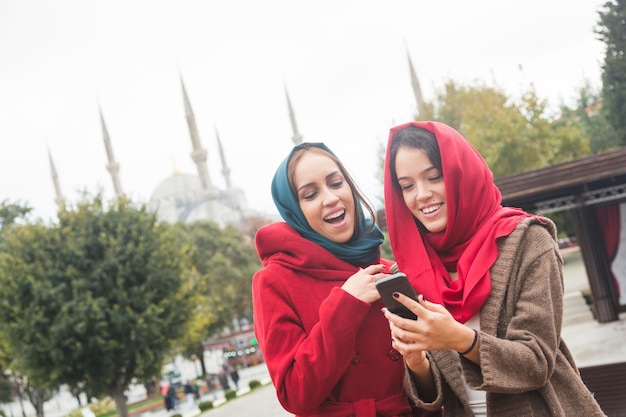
[381,122,605,416]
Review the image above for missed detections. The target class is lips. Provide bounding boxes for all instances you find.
[422,203,443,214]
[324,209,346,223]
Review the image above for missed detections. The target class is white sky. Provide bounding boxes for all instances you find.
[0,0,606,222]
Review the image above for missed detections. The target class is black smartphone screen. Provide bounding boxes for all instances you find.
[375,272,418,320]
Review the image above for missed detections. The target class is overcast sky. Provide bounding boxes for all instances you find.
[0,0,607,222]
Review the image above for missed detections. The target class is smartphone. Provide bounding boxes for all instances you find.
[375,272,418,320]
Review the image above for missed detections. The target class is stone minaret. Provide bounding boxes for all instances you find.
[99,107,123,197]
[407,51,427,118]
[181,76,216,194]
[285,85,303,145]
[47,148,65,208]
[215,127,232,189]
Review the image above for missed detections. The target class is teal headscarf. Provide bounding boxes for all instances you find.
[271,142,384,266]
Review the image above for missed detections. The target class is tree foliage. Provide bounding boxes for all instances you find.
[0,199,31,233]
[558,81,620,154]
[597,0,626,145]
[0,199,34,408]
[170,221,260,375]
[417,79,591,177]
[0,195,191,417]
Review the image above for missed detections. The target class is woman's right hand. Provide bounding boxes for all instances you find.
[341,264,387,303]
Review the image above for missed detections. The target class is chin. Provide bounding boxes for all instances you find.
[326,229,354,243]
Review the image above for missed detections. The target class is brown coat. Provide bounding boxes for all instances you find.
[406,218,606,416]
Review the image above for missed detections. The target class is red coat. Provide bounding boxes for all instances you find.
[253,222,424,417]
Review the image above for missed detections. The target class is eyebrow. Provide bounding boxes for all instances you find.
[397,165,438,181]
[296,170,341,193]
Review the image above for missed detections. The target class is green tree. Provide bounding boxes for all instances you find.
[558,81,620,154]
[0,340,11,404]
[597,0,626,145]
[0,200,34,411]
[172,221,260,376]
[0,195,191,417]
[0,199,31,232]
[418,79,590,177]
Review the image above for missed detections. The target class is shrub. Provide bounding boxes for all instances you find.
[172,414,182,417]
[89,397,116,414]
[224,389,237,400]
[248,379,262,390]
[198,401,214,411]
[0,409,6,417]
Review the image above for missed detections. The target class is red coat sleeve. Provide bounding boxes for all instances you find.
[252,264,371,415]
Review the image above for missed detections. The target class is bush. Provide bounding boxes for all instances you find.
[224,389,237,400]
[0,409,6,417]
[198,401,214,411]
[171,414,182,417]
[88,397,116,415]
[248,379,262,390]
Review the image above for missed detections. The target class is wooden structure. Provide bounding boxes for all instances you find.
[495,147,626,323]
[578,362,626,417]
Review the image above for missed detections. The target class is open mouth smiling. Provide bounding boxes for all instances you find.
[422,203,443,214]
[324,209,346,223]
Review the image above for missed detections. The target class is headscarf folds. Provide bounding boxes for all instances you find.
[383,122,534,323]
[272,142,384,266]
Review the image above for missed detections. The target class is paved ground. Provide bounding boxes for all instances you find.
[152,383,292,417]
[559,247,626,368]
[141,364,292,417]
[2,247,624,417]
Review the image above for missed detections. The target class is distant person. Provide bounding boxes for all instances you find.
[192,377,201,400]
[71,386,82,406]
[184,379,194,409]
[166,384,178,411]
[218,366,231,392]
[228,364,240,390]
[161,381,172,411]
[382,121,606,416]
[253,142,438,416]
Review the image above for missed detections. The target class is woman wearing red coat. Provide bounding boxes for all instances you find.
[252,142,437,417]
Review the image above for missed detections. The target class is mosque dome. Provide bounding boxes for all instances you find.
[150,171,202,202]
[148,171,243,226]
[148,172,204,223]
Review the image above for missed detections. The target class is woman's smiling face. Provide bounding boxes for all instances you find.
[394,146,447,233]
[292,151,356,243]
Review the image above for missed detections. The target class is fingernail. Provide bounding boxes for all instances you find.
[392,292,400,298]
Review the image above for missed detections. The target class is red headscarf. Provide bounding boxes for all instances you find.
[384,121,534,323]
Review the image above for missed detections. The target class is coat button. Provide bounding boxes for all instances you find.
[351,352,360,364]
[387,348,401,361]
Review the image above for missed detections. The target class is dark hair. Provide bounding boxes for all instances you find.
[389,125,442,189]
[287,144,376,236]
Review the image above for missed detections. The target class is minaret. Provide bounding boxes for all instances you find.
[407,50,427,118]
[99,107,123,197]
[284,85,303,145]
[47,148,65,208]
[181,76,215,193]
[215,127,232,189]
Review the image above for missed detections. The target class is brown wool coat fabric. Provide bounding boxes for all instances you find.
[405,218,606,416]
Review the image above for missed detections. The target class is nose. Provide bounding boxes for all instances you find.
[321,188,340,205]
[415,182,432,201]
